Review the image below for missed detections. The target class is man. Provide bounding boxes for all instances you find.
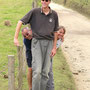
[22,27,32,90]
[14,0,59,90]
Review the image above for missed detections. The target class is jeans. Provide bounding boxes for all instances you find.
[32,38,53,90]
[46,59,54,90]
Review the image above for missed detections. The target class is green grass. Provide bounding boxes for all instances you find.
[0,0,76,90]
[0,0,33,90]
[53,48,76,90]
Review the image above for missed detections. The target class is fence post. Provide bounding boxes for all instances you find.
[23,44,27,75]
[17,46,23,90]
[63,0,67,5]
[32,0,38,8]
[8,55,15,90]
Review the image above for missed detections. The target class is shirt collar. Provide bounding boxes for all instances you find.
[41,7,52,14]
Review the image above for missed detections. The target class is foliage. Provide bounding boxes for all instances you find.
[53,0,90,18]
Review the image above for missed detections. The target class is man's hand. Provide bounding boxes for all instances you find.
[14,38,19,46]
[50,48,57,57]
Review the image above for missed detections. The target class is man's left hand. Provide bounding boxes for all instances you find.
[50,48,57,57]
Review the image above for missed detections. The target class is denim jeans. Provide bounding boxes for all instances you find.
[32,38,53,90]
[46,59,54,90]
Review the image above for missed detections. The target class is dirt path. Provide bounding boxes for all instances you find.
[50,2,90,90]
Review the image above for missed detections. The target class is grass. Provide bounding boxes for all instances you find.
[53,48,76,90]
[53,0,90,18]
[0,0,76,90]
[0,0,33,90]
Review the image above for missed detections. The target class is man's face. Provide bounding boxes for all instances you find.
[22,29,32,40]
[57,28,65,39]
[41,0,51,8]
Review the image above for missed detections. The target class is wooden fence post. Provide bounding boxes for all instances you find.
[8,55,15,90]
[17,46,23,90]
[63,0,67,5]
[32,0,38,8]
[23,44,27,75]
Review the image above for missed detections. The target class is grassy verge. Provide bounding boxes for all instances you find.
[53,48,76,90]
[0,0,76,90]
[53,0,90,18]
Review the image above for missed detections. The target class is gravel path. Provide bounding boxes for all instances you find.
[50,2,90,90]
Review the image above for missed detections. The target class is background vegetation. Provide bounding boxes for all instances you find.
[0,0,76,89]
[53,0,90,18]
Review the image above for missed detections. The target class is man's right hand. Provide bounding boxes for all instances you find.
[14,38,19,46]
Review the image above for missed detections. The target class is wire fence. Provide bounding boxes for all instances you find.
[0,0,40,90]
[0,45,27,90]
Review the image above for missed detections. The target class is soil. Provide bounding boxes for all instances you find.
[50,2,90,90]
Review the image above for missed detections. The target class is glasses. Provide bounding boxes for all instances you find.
[42,0,49,2]
[23,33,29,38]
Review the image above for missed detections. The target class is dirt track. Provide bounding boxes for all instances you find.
[50,2,90,90]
